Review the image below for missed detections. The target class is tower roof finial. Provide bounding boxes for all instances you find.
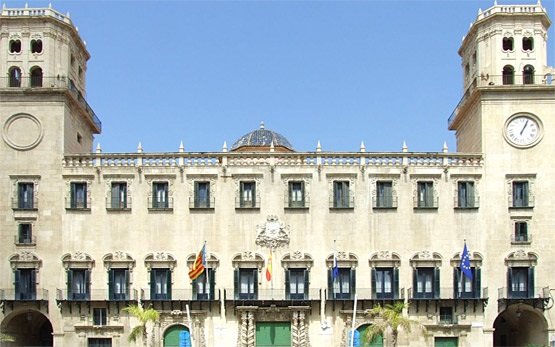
[260,121,265,129]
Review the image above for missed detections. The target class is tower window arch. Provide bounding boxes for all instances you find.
[30,67,43,87]
[523,65,535,84]
[522,37,534,51]
[8,67,22,87]
[9,39,22,53]
[502,37,514,51]
[31,39,43,54]
[502,65,514,85]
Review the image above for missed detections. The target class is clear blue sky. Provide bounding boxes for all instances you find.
[6,0,554,153]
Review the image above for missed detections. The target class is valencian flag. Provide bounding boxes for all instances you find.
[460,242,473,280]
[188,243,206,281]
[266,250,272,281]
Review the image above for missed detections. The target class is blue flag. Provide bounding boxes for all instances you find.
[332,252,339,280]
[460,243,473,280]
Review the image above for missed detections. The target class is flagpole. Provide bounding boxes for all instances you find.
[270,248,274,300]
[459,240,464,299]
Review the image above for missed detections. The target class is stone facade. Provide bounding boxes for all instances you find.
[1,3,555,347]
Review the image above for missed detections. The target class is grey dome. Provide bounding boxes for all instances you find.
[231,122,294,151]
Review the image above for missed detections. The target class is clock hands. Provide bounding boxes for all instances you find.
[520,120,529,135]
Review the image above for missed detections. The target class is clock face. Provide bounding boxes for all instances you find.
[504,115,542,148]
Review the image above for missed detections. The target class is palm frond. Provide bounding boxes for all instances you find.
[128,325,144,343]
[1,333,15,342]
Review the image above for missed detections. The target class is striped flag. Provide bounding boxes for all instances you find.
[266,250,272,281]
[188,244,206,281]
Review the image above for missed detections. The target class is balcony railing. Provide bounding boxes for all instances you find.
[1,6,73,25]
[140,288,220,301]
[408,287,488,300]
[56,289,138,301]
[372,195,398,209]
[284,196,310,209]
[0,76,101,132]
[0,288,49,301]
[509,195,535,209]
[11,197,38,210]
[65,196,91,210]
[235,197,261,209]
[14,235,37,246]
[498,286,549,300]
[147,197,174,211]
[329,197,355,209]
[225,288,321,301]
[413,196,439,209]
[106,196,132,210]
[189,197,215,210]
[511,233,532,244]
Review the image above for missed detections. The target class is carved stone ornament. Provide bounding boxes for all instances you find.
[377,251,391,259]
[417,250,432,260]
[255,215,290,250]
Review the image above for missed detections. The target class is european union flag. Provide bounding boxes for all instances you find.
[332,253,339,280]
[460,243,473,280]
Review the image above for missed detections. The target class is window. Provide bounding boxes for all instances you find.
[193,270,215,300]
[18,223,33,244]
[235,268,257,300]
[439,307,454,324]
[152,182,169,209]
[70,182,88,209]
[9,67,21,87]
[454,267,481,299]
[523,65,535,84]
[239,181,256,208]
[150,268,171,300]
[514,221,529,242]
[502,65,515,85]
[88,338,112,347]
[372,268,399,299]
[31,39,43,54]
[68,269,91,300]
[193,181,211,208]
[376,181,394,208]
[109,269,129,300]
[502,37,514,51]
[286,269,309,300]
[464,63,470,79]
[512,181,530,207]
[30,67,42,87]
[9,39,21,53]
[522,37,534,51]
[413,267,439,299]
[457,181,476,208]
[416,181,435,208]
[508,267,534,298]
[17,182,35,209]
[93,308,107,326]
[15,269,36,300]
[328,267,355,299]
[333,181,351,208]
[109,182,128,209]
[288,181,305,208]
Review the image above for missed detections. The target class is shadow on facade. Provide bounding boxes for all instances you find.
[1,309,53,346]
[493,304,547,347]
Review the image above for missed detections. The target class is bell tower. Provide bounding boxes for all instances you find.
[0,4,101,157]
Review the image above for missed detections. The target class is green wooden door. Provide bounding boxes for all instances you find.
[356,325,383,347]
[256,322,291,347]
[164,325,191,347]
[434,337,458,347]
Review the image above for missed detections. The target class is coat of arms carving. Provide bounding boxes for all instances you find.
[255,215,290,250]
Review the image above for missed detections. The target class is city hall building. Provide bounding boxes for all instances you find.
[1,2,555,347]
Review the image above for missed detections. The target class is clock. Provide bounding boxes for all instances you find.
[503,114,543,148]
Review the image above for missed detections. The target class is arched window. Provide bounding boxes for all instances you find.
[522,37,534,51]
[502,65,514,85]
[502,37,514,51]
[30,67,43,87]
[523,65,535,84]
[31,39,43,54]
[9,39,22,53]
[9,67,22,87]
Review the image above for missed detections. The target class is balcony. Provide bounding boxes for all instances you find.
[189,197,215,210]
[11,197,38,210]
[0,76,101,133]
[65,197,91,211]
[140,288,220,302]
[147,197,174,211]
[106,196,132,211]
[224,288,320,305]
[413,196,439,210]
[329,197,355,210]
[14,235,37,246]
[454,196,480,210]
[0,288,49,312]
[372,195,398,210]
[408,287,489,313]
[235,197,261,210]
[284,196,310,210]
[56,289,138,302]
[498,286,550,311]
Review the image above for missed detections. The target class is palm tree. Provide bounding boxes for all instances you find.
[0,332,15,344]
[123,304,160,347]
[364,302,425,347]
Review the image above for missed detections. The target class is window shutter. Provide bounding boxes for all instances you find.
[252,183,257,208]
[453,267,459,298]
[194,182,199,206]
[85,270,91,300]
[393,268,399,299]
[67,270,73,300]
[371,268,376,298]
[384,182,392,207]
[528,267,534,298]
[70,183,76,207]
[474,268,481,298]
[150,269,157,300]
[523,182,529,206]
[108,270,115,300]
[30,269,36,297]
[300,181,305,205]
[82,184,88,208]
[285,270,290,299]
[206,183,211,207]
[234,269,239,300]
[413,268,418,297]
[507,267,513,298]
[111,184,119,208]
[14,269,21,299]
[433,268,440,299]
[209,270,216,300]
[350,268,356,299]
[328,269,333,299]
[253,269,258,299]
[468,182,475,207]
[166,270,172,300]
[304,269,310,298]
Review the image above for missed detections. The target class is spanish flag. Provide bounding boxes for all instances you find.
[188,244,206,281]
[266,250,272,282]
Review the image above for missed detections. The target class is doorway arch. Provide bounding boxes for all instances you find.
[493,304,547,346]
[163,324,191,347]
[1,309,53,346]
